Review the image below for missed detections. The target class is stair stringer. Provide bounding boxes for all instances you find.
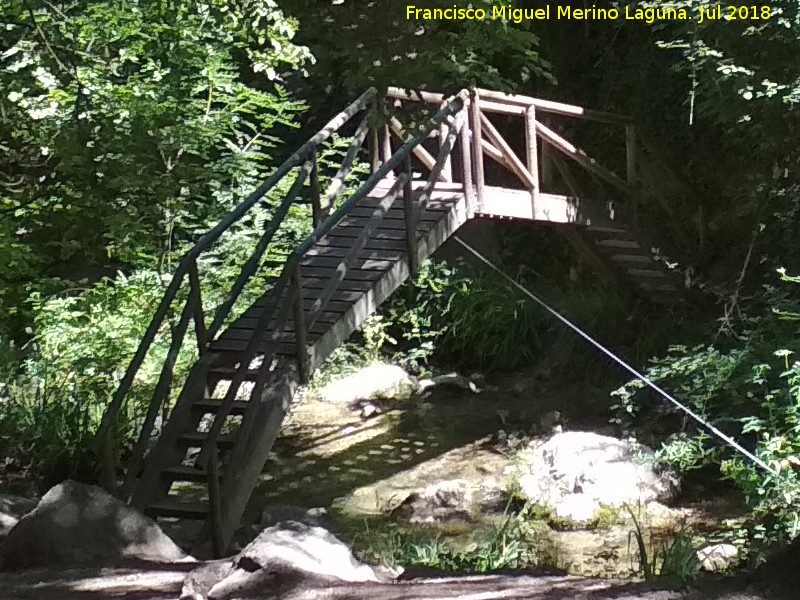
[200,356,299,553]
[130,352,217,512]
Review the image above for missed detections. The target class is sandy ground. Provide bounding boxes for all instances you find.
[0,564,779,600]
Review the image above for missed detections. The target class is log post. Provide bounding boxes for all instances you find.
[187,258,208,354]
[626,124,637,185]
[469,90,484,209]
[626,124,638,227]
[402,154,419,273]
[207,445,225,558]
[310,146,321,227]
[459,102,474,216]
[439,101,453,182]
[291,264,309,383]
[368,125,380,174]
[382,123,394,180]
[524,106,540,218]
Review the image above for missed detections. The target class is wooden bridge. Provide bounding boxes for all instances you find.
[93,86,687,554]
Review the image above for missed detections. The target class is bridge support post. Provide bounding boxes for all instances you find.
[459,101,474,216]
[524,106,539,219]
[469,90,484,210]
[402,154,419,273]
[626,124,638,227]
[310,146,322,227]
[439,101,453,182]
[291,264,310,383]
[368,126,380,174]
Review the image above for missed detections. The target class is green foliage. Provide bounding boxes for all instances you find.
[612,271,800,541]
[0,0,310,336]
[351,511,543,573]
[282,0,552,94]
[0,270,173,485]
[625,505,700,585]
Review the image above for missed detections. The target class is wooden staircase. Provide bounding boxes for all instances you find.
[93,86,689,554]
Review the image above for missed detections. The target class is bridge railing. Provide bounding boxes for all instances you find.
[385,86,637,221]
[94,85,475,500]
[94,88,380,495]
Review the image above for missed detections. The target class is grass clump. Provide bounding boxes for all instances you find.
[349,511,548,573]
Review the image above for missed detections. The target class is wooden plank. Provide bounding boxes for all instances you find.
[300,265,384,281]
[290,276,374,292]
[476,187,579,223]
[314,236,408,252]
[348,204,452,217]
[147,499,209,520]
[475,88,633,124]
[303,246,403,261]
[300,256,396,271]
[251,295,352,315]
[208,338,299,355]
[192,399,249,415]
[340,209,446,223]
[228,319,329,338]
[386,87,445,104]
[328,224,428,239]
[336,214,440,230]
[476,99,526,116]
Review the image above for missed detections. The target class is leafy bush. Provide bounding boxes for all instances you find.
[612,271,800,541]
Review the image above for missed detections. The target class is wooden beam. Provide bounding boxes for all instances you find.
[476,99,526,116]
[459,101,474,215]
[386,87,446,104]
[475,88,633,124]
[480,113,537,190]
[439,101,453,182]
[524,106,539,215]
[402,154,418,273]
[536,120,631,195]
[470,90,485,208]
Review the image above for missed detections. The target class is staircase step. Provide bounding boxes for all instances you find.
[596,239,640,249]
[638,282,679,292]
[586,225,628,235]
[625,268,667,279]
[179,432,236,449]
[147,498,208,520]
[208,367,261,381]
[193,399,249,416]
[609,254,652,265]
[162,465,216,483]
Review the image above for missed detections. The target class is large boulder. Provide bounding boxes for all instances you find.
[318,364,417,404]
[513,432,679,523]
[0,480,188,570]
[0,493,37,539]
[181,521,397,600]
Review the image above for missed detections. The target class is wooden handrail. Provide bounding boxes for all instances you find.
[475,88,633,124]
[93,88,377,461]
[387,86,633,123]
